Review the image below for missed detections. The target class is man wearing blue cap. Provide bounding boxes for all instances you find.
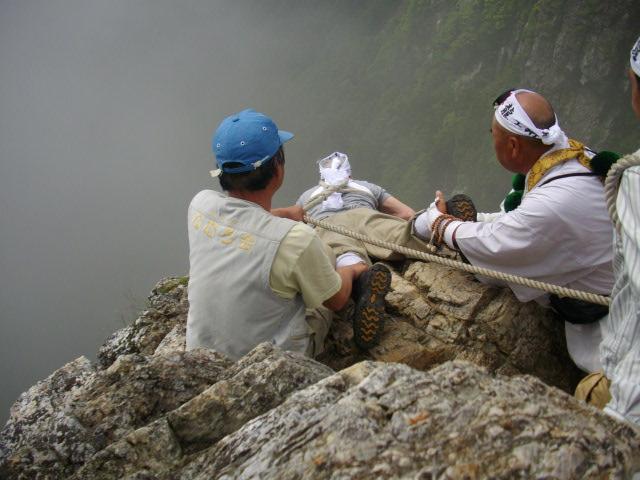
[185,109,384,360]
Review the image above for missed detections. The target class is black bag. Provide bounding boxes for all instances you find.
[549,294,609,324]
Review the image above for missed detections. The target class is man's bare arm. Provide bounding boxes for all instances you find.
[271,205,305,222]
[380,196,415,220]
[323,263,368,311]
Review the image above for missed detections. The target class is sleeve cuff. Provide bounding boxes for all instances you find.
[603,405,629,423]
[313,275,342,309]
[443,220,463,249]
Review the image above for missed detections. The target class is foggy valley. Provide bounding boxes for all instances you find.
[1,0,638,423]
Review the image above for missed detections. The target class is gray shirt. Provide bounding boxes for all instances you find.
[296,179,390,220]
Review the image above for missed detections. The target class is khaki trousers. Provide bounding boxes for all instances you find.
[305,306,334,358]
[575,372,612,409]
[314,208,431,266]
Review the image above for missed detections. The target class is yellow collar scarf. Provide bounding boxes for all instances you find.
[527,139,591,191]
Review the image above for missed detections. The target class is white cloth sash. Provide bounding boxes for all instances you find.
[631,36,640,77]
[311,152,373,211]
[308,181,373,211]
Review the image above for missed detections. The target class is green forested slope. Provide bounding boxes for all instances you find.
[241,0,640,209]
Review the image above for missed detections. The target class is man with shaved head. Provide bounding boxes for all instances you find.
[413,88,614,375]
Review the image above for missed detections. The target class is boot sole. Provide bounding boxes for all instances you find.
[353,264,391,350]
[446,194,477,222]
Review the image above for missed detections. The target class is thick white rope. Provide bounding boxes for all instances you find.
[604,151,640,235]
[303,180,367,212]
[304,215,610,306]
[303,185,610,306]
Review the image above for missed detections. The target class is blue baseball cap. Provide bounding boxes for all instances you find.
[210,109,294,176]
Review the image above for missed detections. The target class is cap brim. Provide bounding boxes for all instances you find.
[278,130,294,144]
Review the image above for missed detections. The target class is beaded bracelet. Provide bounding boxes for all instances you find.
[428,214,458,249]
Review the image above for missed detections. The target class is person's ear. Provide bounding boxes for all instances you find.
[508,136,519,160]
[275,159,285,181]
[629,68,640,119]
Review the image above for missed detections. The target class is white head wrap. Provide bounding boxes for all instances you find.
[631,36,640,77]
[318,151,351,183]
[316,152,351,210]
[494,89,567,146]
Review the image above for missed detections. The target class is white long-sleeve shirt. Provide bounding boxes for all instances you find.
[600,157,640,427]
[452,158,614,372]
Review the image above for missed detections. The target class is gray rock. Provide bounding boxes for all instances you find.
[70,418,183,480]
[97,276,189,369]
[176,361,640,479]
[0,349,230,479]
[154,323,186,356]
[71,343,334,479]
[102,263,579,397]
[4,267,637,479]
[168,343,334,453]
[0,356,96,479]
[69,349,232,447]
[322,261,582,393]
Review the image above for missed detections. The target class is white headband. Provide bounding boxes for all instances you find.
[631,36,640,77]
[494,89,567,146]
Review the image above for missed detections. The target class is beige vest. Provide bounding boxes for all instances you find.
[186,190,308,360]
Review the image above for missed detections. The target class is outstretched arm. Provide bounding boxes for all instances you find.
[380,196,415,220]
[271,205,305,222]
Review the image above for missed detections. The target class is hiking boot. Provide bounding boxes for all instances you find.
[352,263,391,350]
[445,194,477,222]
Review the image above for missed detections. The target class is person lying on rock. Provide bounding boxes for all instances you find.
[273,151,478,348]
[576,36,640,428]
[272,151,457,347]
[295,152,424,272]
[413,89,614,375]
[185,108,399,361]
[298,151,416,222]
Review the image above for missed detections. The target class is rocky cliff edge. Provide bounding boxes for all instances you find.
[1,260,639,479]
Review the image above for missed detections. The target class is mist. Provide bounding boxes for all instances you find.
[1,0,638,423]
[0,0,390,422]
